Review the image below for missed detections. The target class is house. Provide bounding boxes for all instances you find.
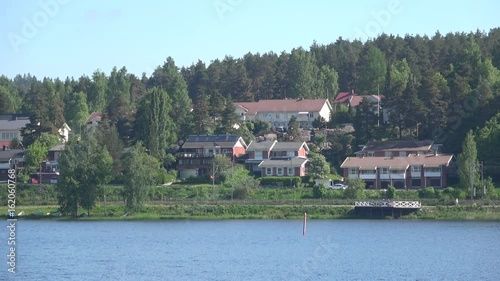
[245,140,310,176]
[234,98,333,130]
[340,153,454,189]
[58,123,71,143]
[0,148,24,182]
[0,114,31,148]
[332,91,387,122]
[85,112,102,129]
[177,134,247,179]
[356,140,441,157]
[38,144,65,184]
[258,157,309,177]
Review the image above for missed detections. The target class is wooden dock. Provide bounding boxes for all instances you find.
[354,200,421,218]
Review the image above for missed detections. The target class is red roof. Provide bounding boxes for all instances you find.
[333,91,354,104]
[333,92,382,107]
[85,112,102,124]
[235,99,331,115]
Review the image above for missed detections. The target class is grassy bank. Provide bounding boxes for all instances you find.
[3,203,500,221]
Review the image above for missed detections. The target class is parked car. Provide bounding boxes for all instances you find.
[332,183,347,190]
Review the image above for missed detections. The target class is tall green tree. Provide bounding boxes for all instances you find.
[57,133,112,216]
[64,91,89,132]
[88,70,107,113]
[135,87,175,161]
[122,142,160,211]
[457,130,480,196]
[357,46,387,95]
[306,152,331,179]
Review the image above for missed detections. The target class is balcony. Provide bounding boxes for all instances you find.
[348,174,359,179]
[359,170,376,180]
[424,171,441,177]
[389,173,406,180]
[411,172,421,178]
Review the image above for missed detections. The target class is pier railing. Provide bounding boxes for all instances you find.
[355,200,421,208]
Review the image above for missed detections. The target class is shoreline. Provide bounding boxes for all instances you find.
[2,204,500,221]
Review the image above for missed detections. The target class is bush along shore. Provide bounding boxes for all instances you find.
[2,183,500,220]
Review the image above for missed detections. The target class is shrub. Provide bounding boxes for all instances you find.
[312,183,326,199]
[259,176,301,187]
[419,187,436,199]
[386,185,396,199]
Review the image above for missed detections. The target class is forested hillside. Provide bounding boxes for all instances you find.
[1,29,500,177]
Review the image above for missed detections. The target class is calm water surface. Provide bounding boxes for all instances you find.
[1,220,499,281]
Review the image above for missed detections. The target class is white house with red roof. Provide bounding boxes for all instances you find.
[234,98,332,129]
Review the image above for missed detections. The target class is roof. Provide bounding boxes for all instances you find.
[182,135,247,149]
[332,92,382,107]
[49,144,66,151]
[246,140,276,152]
[258,157,308,167]
[272,142,309,152]
[349,95,381,107]
[333,91,353,104]
[234,98,331,115]
[85,112,102,124]
[362,140,434,152]
[0,119,30,131]
[0,149,24,161]
[340,154,454,170]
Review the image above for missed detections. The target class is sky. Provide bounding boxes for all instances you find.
[1,0,499,79]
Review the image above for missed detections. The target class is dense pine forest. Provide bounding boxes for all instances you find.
[1,29,500,179]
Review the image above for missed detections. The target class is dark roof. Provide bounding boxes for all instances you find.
[362,140,434,152]
[234,99,331,115]
[186,135,239,143]
[0,119,30,130]
[272,142,309,151]
[258,157,308,167]
[182,135,246,149]
[0,149,24,161]
[246,140,276,151]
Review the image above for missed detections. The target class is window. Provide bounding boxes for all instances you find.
[381,168,389,174]
[399,151,407,157]
[349,168,357,175]
[360,169,375,175]
[276,113,280,119]
[266,168,272,176]
[288,167,294,176]
[367,152,375,157]
[425,167,441,173]
[277,167,283,176]
[308,113,314,118]
[411,166,421,173]
[385,151,393,157]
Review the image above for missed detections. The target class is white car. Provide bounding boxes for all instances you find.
[332,183,347,190]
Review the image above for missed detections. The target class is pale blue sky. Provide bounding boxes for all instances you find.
[1,0,499,79]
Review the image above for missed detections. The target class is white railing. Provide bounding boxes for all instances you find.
[355,201,421,208]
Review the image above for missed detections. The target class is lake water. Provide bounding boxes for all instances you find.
[2,219,500,281]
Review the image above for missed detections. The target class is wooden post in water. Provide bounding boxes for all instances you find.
[303,213,307,236]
